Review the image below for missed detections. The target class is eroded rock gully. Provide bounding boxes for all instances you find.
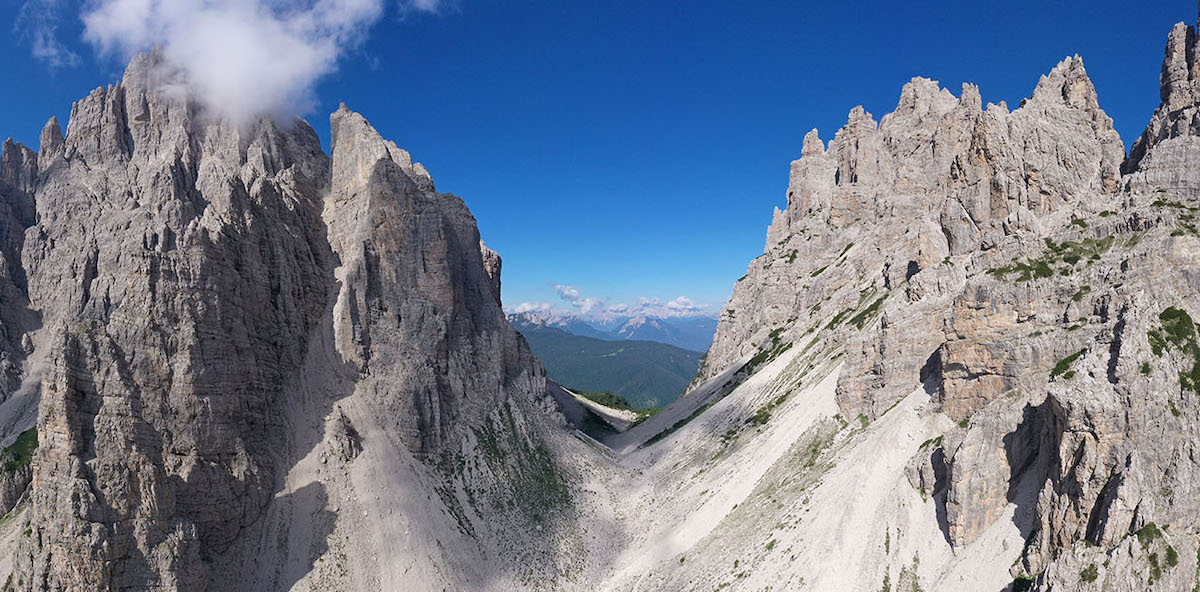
[702,7,1200,590]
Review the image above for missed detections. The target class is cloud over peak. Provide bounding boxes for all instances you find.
[552,284,606,314]
[23,0,442,122]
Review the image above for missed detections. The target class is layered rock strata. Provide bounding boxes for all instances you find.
[701,9,1200,590]
[0,52,579,591]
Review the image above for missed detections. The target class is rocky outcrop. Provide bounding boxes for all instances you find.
[0,138,37,403]
[481,241,503,306]
[4,52,573,591]
[699,6,1200,590]
[20,51,334,590]
[324,104,545,456]
[700,56,1123,411]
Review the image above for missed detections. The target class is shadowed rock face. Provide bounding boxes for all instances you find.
[0,139,37,402]
[21,51,335,590]
[699,7,1200,590]
[3,52,556,590]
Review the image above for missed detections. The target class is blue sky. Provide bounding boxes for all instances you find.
[0,1,1194,317]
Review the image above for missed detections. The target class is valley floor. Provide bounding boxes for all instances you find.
[565,338,1027,592]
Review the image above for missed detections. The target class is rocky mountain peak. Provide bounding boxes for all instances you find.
[1030,56,1102,112]
[697,6,1200,589]
[891,76,959,120]
[0,45,568,588]
[330,103,434,196]
[799,128,824,157]
[38,116,63,167]
[1160,20,1197,109]
[0,140,35,224]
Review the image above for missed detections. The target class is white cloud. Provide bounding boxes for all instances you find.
[16,0,81,68]
[666,296,704,313]
[553,283,606,314]
[17,0,441,122]
[509,301,553,314]
[539,284,713,321]
[80,0,367,121]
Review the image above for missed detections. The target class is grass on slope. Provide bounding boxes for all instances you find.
[517,325,703,409]
[1,429,35,473]
[579,391,636,411]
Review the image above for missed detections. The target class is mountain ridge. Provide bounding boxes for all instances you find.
[507,309,718,352]
[3,6,1200,591]
[695,12,1200,588]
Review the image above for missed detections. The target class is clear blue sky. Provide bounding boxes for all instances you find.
[0,0,1194,314]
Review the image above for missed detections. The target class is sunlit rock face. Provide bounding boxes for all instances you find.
[2,51,574,591]
[698,8,1200,590]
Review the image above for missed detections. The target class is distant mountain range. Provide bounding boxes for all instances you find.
[508,315,706,409]
[507,310,718,352]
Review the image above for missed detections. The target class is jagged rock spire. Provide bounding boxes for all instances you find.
[1124,4,1200,177]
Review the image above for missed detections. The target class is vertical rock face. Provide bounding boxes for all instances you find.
[6,53,562,591]
[700,57,1123,404]
[1125,13,1200,178]
[700,8,1200,589]
[324,105,543,456]
[0,138,37,403]
[480,241,503,306]
[22,52,333,590]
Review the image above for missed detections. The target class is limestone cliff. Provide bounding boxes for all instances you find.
[0,52,583,591]
[699,8,1200,590]
[0,138,36,405]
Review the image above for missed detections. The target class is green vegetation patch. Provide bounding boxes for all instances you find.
[1175,210,1200,236]
[1050,350,1085,380]
[1,429,36,474]
[1147,307,1200,394]
[988,236,1114,282]
[849,295,887,330]
[825,307,855,331]
[747,341,793,373]
[471,405,571,526]
[645,402,714,446]
[1010,575,1036,592]
[746,391,791,427]
[580,391,634,411]
[516,322,702,409]
[1080,563,1098,583]
[1136,522,1163,548]
[918,435,943,452]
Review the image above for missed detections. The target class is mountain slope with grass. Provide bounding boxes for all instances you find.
[511,318,702,409]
